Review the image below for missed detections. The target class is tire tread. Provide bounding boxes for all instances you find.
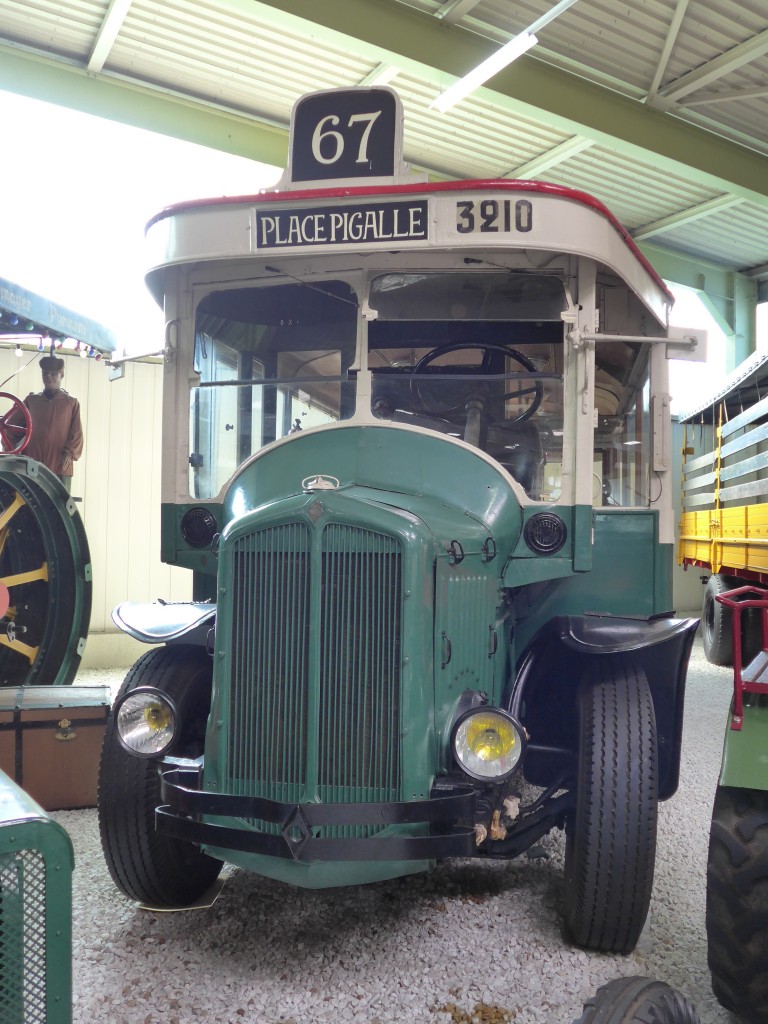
[564,660,658,952]
[706,786,768,1022]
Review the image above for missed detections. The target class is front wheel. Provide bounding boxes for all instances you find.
[563,660,658,952]
[98,644,222,906]
[572,976,700,1023]
[706,786,768,1022]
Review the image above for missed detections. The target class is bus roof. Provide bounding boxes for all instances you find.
[145,179,673,328]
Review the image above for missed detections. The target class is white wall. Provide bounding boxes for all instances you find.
[0,345,191,667]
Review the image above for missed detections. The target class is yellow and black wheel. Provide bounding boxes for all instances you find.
[0,457,92,686]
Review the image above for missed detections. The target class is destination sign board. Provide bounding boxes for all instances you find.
[255,200,429,249]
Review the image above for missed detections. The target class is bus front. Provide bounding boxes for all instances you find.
[99,88,698,954]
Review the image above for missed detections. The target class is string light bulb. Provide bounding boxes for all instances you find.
[15,344,22,358]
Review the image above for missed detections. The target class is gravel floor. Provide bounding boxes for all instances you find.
[58,635,740,1024]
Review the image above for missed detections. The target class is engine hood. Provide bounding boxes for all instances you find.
[224,423,523,557]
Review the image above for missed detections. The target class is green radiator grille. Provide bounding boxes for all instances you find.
[226,521,402,811]
[228,522,311,800]
[319,525,402,800]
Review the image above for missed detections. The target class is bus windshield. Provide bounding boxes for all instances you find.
[187,268,653,507]
[367,271,567,500]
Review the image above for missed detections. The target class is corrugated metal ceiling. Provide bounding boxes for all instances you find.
[1,0,767,290]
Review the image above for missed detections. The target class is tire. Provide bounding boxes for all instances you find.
[706,785,768,1022]
[701,574,738,667]
[98,644,222,906]
[572,976,700,1023]
[563,660,658,952]
[741,603,765,665]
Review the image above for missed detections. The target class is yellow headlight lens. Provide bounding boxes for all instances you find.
[143,702,172,732]
[453,710,524,781]
[116,689,178,758]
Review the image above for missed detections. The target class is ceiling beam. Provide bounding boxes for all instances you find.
[656,27,768,104]
[686,86,768,107]
[633,195,745,241]
[358,63,401,87]
[645,0,690,99]
[435,0,484,26]
[88,0,134,74]
[504,135,593,178]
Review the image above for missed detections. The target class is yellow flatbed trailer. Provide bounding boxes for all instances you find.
[679,349,768,662]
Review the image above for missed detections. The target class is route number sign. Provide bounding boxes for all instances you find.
[289,88,399,183]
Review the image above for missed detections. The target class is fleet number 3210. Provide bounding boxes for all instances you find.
[456,199,533,233]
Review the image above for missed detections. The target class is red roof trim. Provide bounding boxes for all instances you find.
[146,179,673,303]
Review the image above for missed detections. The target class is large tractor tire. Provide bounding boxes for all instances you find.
[563,659,658,953]
[701,573,739,667]
[706,785,768,1022]
[98,644,222,906]
[0,457,91,686]
[572,976,700,1023]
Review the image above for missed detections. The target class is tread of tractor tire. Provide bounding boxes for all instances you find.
[706,786,768,1023]
[572,976,700,1023]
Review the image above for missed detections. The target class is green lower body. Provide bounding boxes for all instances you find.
[719,701,768,791]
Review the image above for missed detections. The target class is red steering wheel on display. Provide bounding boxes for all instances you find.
[0,392,32,454]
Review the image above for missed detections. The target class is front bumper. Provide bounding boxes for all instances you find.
[157,764,478,862]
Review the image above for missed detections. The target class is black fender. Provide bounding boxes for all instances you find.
[506,614,699,800]
[112,600,215,646]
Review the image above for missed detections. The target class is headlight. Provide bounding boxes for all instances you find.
[452,708,525,782]
[115,687,178,758]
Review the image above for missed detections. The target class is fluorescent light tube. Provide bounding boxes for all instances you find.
[431,32,538,112]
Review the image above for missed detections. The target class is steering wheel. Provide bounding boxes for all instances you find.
[0,393,31,454]
[411,342,543,424]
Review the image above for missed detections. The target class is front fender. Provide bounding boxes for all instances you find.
[508,614,699,799]
[112,600,215,646]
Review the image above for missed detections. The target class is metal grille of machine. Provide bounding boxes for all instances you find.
[0,771,73,1024]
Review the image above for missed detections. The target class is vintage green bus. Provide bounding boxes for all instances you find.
[99,87,699,954]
